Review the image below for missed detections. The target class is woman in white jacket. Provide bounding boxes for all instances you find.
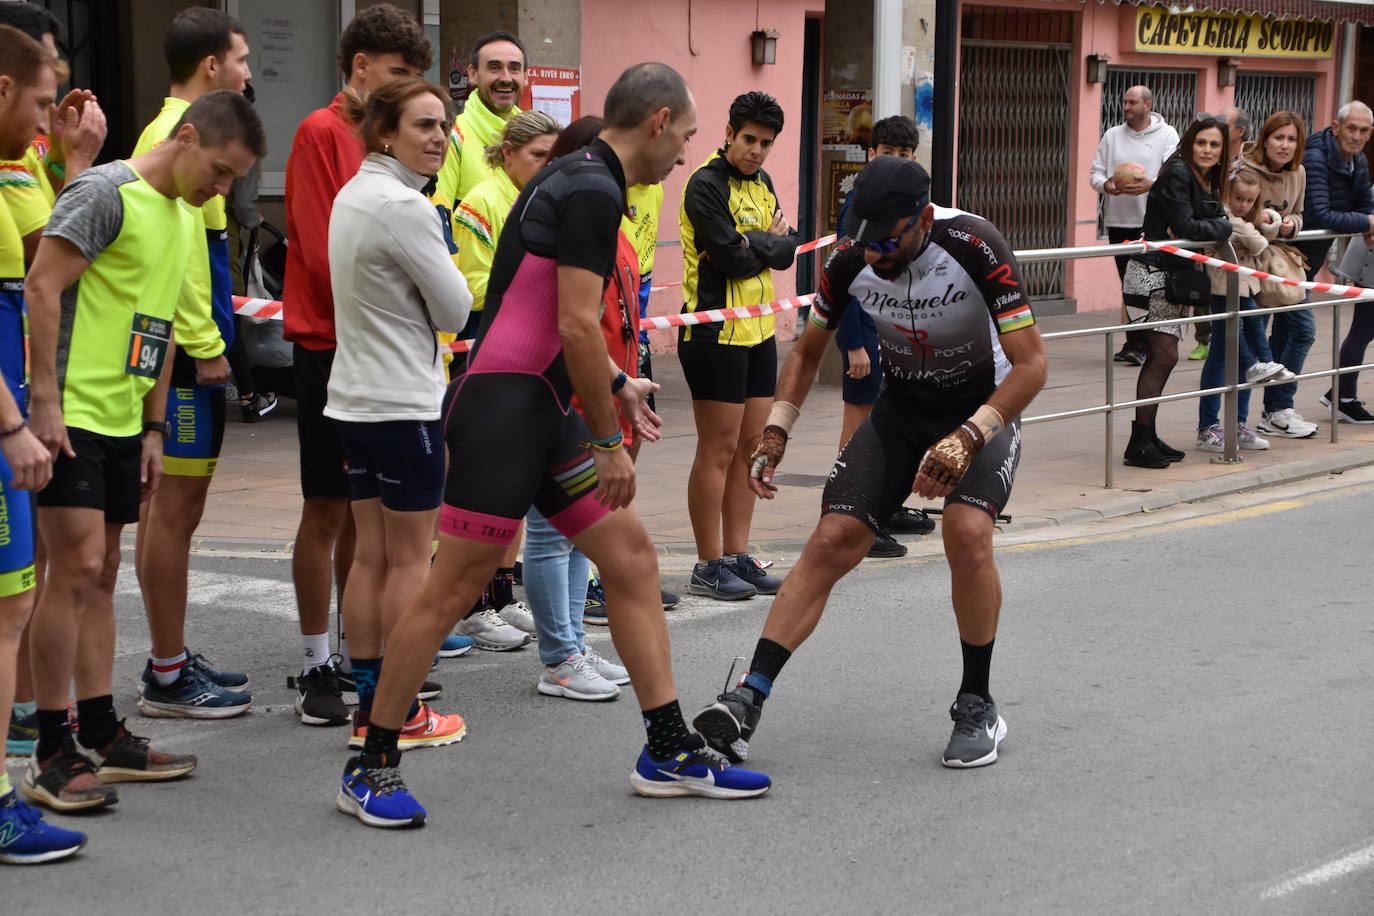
[325,78,473,753]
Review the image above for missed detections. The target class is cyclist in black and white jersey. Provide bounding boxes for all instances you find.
[693,156,1047,769]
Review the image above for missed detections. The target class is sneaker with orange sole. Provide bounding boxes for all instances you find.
[348,703,466,750]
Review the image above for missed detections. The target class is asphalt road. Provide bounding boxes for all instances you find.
[6,483,1373,914]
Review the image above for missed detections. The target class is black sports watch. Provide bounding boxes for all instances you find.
[143,420,171,438]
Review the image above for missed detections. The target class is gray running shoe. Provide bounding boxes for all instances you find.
[692,686,764,763]
[688,558,756,601]
[942,693,1007,768]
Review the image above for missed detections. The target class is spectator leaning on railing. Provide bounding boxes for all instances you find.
[1299,100,1374,424]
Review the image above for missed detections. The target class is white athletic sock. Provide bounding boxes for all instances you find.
[336,628,352,673]
[302,632,331,674]
[151,651,189,687]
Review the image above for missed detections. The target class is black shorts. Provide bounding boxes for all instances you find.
[336,419,444,512]
[292,344,348,500]
[37,428,143,525]
[821,391,1022,531]
[439,372,608,546]
[677,336,777,403]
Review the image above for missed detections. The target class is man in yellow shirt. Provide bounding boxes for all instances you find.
[129,8,254,719]
[431,30,527,219]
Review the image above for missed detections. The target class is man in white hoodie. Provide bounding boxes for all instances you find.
[1091,85,1178,364]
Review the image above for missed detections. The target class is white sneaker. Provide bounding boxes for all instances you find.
[581,648,630,685]
[1196,426,1224,452]
[495,601,536,634]
[1256,408,1317,438]
[456,608,532,651]
[537,654,620,701]
[1245,362,1287,384]
[1237,424,1270,450]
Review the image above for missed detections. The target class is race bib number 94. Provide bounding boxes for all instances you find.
[126,313,171,379]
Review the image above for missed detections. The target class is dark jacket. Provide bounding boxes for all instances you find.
[1134,157,1230,268]
[679,150,799,345]
[1296,126,1374,269]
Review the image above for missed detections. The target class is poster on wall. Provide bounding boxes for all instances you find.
[519,67,581,128]
[825,160,865,231]
[822,89,873,151]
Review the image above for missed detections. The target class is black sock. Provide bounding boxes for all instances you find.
[75,695,118,750]
[362,721,402,759]
[35,708,71,760]
[491,567,516,609]
[958,638,995,704]
[742,638,792,701]
[464,590,490,620]
[643,699,692,760]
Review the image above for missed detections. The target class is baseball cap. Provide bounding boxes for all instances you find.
[842,155,932,243]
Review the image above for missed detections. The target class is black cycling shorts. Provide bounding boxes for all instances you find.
[677,336,777,403]
[37,428,143,525]
[337,419,444,512]
[822,391,1022,531]
[292,343,349,500]
[439,372,608,546]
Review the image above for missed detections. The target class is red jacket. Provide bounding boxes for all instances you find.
[572,230,640,444]
[283,94,365,350]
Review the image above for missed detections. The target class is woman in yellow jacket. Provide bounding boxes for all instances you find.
[443,109,559,650]
[678,92,799,601]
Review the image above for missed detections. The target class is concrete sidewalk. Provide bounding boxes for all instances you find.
[196,307,1374,555]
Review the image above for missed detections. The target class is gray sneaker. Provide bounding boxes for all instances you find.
[942,693,1007,768]
[457,608,531,651]
[729,554,783,594]
[537,654,620,701]
[495,601,536,634]
[688,558,757,600]
[581,648,630,685]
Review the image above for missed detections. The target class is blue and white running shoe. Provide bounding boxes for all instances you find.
[630,737,771,799]
[137,664,252,719]
[438,633,474,658]
[0,790,86,864]
[336,754,426,829]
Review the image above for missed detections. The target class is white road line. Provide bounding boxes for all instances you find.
[1260,839,1374,899]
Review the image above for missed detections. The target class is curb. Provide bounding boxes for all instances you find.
[168,446,1374,560]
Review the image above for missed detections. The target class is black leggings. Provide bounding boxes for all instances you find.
[1337,301,1374,400]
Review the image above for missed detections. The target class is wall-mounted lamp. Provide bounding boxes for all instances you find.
[1217,57,1241,88]
[1086,54,1110,84]
[751,29,780,65]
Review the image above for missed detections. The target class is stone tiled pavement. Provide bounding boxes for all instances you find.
[197,306,1374,556]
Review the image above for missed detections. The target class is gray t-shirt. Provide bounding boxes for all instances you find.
[43,160,138,261]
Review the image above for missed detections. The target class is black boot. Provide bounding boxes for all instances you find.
[1124,421,1170,468]
[1152,433,1185,462]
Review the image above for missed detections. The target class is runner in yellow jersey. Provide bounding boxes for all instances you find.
[0,26,85,863]
[129,9,255,720]
[22,90,262,816]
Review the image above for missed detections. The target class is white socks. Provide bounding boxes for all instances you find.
[150,651,189,687]
[302,632,331,674]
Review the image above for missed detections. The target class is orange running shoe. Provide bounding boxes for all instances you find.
[347,704,466,750]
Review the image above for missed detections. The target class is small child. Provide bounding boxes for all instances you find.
[1195,168,1296,452]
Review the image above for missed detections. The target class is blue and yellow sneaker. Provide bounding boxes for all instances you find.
[438,633,474,658]
[336,753,426,829]
[0,790,86,865]
[630,735,771,799]
[584,576,608,626]
[7,710,37,757]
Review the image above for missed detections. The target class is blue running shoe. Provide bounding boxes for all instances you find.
[336,753,426,829]
[0,790,86,864]
[137,665,252,719]
[438,633,474,658]
[629,737,771,799]
[140,650,248,690]
[7,710,37,757]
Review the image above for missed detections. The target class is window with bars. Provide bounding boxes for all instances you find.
[1235,73,1318,138]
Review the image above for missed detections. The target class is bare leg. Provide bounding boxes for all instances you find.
[30,509,108,710]
[369,535,504,731]
[0,590,36,761]
[839,403,875,453]
[722,396,771,556]
[74,524,124,702]
[942,504,1000,643]
[685,399,745,561]
[136,474,213,658]
[379,505,440,640]
[340,498,386,657]
[570,508,674,710]
[293,496,349,639]
[759,514,873,651]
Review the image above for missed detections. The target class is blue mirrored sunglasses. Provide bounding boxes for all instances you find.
[863,212,922,255]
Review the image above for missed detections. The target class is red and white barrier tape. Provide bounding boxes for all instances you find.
[1145,240,1374,299]
[648,234,837,292]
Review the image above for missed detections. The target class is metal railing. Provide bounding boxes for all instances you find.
[1015,229,1374,488]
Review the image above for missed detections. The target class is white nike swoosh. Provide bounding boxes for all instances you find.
[984,723,998,741]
